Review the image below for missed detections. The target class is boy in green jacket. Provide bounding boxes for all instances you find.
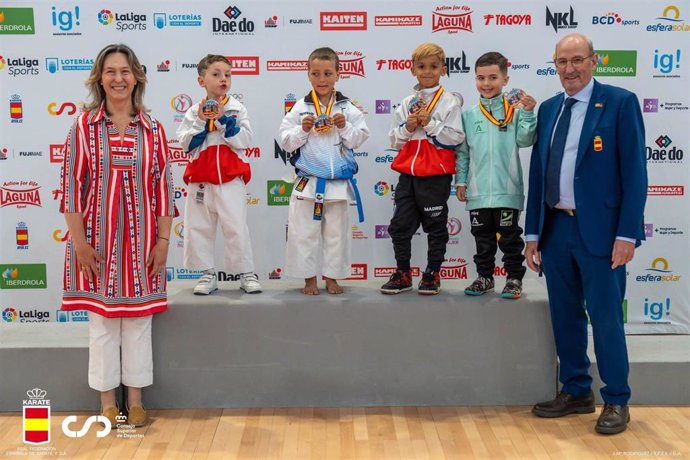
[455,52,537,299]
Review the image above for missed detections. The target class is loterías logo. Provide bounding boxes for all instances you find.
[432,5,473,33]
[23,388,51,445]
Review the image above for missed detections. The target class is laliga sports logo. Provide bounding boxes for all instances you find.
[98,9,113,25]
[23,388,50,445]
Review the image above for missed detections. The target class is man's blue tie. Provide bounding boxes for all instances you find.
[545,97,577,209]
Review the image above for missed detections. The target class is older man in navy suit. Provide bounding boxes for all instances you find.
[525,33,647,434]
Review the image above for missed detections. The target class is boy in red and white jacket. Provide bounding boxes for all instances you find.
[381,43,465,296]
[177,54,260,295]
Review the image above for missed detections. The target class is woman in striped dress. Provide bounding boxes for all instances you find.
[59,44,175,427]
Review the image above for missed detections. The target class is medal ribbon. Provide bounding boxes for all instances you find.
[208,95,230,132]
[310,89,335,117]
[478,96,514,127]
[425,86,444,114]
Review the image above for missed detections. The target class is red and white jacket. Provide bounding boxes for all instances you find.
[177,95,253,185]
[389,84,465,177]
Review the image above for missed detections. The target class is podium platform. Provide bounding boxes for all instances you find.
[1,279,557,411]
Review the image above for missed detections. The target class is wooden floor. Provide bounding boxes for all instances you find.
[1,406,689,459]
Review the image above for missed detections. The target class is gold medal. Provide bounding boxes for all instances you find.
[311,90,335,134]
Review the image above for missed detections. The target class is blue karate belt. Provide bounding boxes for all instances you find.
[312,177,365,223]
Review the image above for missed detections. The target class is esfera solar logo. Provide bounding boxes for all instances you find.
[2,307,18,322]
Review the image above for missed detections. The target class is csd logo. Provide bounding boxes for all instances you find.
[47,102,77,116]
[61,415,111,438]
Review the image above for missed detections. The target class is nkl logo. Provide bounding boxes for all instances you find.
[546,6,578,32]
[274,139,295,165]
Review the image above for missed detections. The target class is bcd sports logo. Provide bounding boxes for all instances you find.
[1,181,42,208]
[320,11,367,31]
[432,5,473,33]
[23,389,50,445]
[591,11,639,26]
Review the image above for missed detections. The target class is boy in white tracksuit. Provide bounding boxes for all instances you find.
[278,47,369,295]
[177,54,261,295]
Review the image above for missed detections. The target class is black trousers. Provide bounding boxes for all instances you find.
[388,173,452,266]
[469,208,526,280]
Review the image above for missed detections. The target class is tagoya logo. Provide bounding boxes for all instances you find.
[227,56,259,75]
[484,13,532,25]
[432,5,473,33]
[320,11,367,31]
[375,15,422,27]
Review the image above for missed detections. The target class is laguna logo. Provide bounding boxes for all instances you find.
[0,181,42,208]
[168,139,191,165]
[320,11,367,31]
[338,52,365,78]
[432,6,473,33]
[227,56,259,75]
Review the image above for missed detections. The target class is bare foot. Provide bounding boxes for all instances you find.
[325,277,344,295]
[302,277,320,295]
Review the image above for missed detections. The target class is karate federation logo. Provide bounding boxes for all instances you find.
[23,388,51,444]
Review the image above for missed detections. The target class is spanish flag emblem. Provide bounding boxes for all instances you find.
[23,407,50,444]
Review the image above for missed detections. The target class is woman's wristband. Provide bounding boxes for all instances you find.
[158,237,169,241]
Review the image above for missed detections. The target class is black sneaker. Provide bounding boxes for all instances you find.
[501,278,523,299]
[380,270,413,294]
[418,270,441,295]
[464,276,494,296]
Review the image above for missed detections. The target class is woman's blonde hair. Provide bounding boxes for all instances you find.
[84,43,147,113]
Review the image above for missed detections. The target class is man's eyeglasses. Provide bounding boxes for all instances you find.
[554,54,594,69]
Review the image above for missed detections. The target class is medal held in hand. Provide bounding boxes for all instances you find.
[201,99,220,119]
[408,96,427,114]
[505,88,523,106]
[311,89,335,134]
[313,114,332,133]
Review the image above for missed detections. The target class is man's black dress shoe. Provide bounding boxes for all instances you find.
[595,404,630,434]
[532,390,596,418]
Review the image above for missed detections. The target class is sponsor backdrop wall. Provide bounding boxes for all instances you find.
[1,0,688,333]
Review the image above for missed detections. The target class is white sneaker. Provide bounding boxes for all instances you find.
[240,273,262,294]
[193,273,218,295]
